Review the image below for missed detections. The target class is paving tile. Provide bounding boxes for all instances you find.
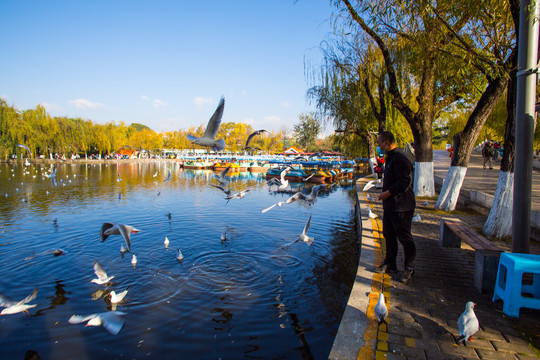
[475,348,519,359]
[491,340,536,356]
[437,340,479,357]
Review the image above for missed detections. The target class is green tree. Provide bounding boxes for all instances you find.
[293,113,321,149]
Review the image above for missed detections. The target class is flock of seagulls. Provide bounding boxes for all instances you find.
[373,292,479,346]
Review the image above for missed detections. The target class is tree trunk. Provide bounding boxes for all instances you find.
[484,68,517,237]
[435,75,509,211]
[362,133,377,160]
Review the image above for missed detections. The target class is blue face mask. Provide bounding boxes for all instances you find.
[377,147,385,155]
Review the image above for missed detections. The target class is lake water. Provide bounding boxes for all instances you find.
[0,161,359,360]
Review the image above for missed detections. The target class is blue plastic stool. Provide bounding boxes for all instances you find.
[492,253,540,317]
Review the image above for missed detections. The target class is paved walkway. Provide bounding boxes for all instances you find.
[433,150,540,213]
[330,155,540,359]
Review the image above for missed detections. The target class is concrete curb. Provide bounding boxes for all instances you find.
[329,177,382,360]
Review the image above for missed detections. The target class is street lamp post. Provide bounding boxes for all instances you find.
[512,0,539,253]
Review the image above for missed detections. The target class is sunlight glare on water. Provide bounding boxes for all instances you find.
[0,161,359,359]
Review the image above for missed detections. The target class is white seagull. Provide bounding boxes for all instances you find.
[214,165,231,186]
[131,254,137,267]
[225,190,250,203]
[0,287,39,315]
[456,301,479,345]
[91,261,115,285]
[363,180,376,192]
[153,171,158,177]
[366,194,375,201]
[368,208,378,219]
[186,97,226,151]
[101,223,141,252]
[412,214,422,222]
[110,289,128,304]
[69,311,127,335]
[176,249,184,263]
[298,215,314,245]
[164,236,170,248]
[374,292,388,326]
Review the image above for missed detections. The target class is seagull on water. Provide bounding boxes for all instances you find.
[0,287,39,315]
[186,97,226,151]
[69,311,127,335]
[164,236,170,248]
[109,289,128,304]
[131,254,137,267]
[456,301,479,345]
[91,261,115,285]
[374,292,388,326]
[101,223,141,252]
[298,215,314,245]
[176,249,184,263]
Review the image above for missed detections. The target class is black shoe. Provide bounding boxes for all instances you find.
[375,262,398,274]
[401,268,414,284]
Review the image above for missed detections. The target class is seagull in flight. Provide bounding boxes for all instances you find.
[17,144,32,158]
[69,311,127,335]
[244,129,267,150]
[101,223,141,252]
[214,165,231,186]
[363,180,376,192]
[0,287,39,315]
[91,261,114,285]
[210,184,232,196]
[187,97,226,151]
[298,215,314,245]
[164,169,171,183]
[225,190,250,203]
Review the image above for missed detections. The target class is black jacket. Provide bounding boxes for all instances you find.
[382,148,416,212]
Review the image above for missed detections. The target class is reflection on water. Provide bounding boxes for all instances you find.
[0,161,358,359]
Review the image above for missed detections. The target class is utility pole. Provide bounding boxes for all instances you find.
[512,0,539,253]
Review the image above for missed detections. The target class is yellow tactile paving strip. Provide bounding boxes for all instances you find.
[357,189,391,360]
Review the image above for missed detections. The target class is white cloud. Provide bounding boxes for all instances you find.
[194,96,214,109]
[68,98,105,110]
[42,102,62,113]
[141,95,167,109]
[281,101,292,108]
[152,99,167,108]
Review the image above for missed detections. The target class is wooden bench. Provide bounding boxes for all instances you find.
[440,218,503,294]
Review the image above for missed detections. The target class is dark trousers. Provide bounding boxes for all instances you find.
[382,210,416,269]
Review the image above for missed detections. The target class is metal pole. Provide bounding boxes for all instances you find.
[512,0,539,253]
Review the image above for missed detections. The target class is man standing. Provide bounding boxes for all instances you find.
[375,131,416,284]
[482,140,494,169]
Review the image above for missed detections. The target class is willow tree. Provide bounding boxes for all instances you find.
[336,0,481,196]
[433,0,518,211]
[307,32,391,160]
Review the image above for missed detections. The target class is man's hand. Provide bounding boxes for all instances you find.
[378,190,391,201]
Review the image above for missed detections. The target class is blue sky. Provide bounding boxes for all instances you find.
[0,0,334,134]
